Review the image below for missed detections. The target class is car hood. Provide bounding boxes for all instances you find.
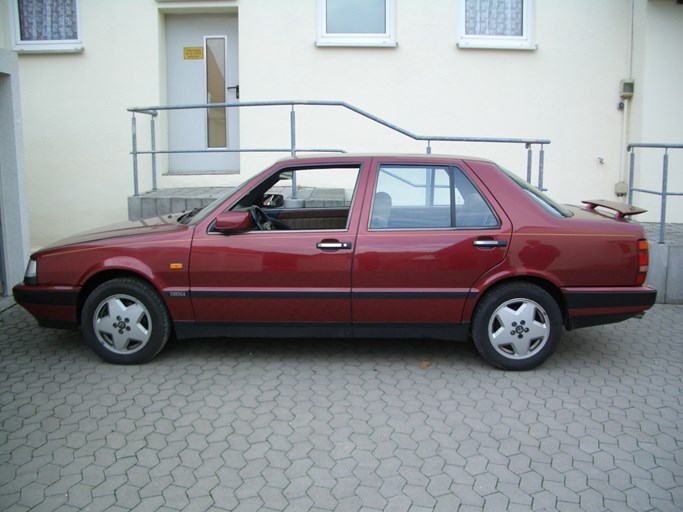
[39,214,189,251]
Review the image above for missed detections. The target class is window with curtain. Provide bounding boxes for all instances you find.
[12,0,83,52]
[465,0,523,36]
[459,0,536,50]
[317,0,397,47]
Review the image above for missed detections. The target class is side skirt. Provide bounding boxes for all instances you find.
[173,321,470,342]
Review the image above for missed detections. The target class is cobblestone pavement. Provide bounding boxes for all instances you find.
[1,303,682,512]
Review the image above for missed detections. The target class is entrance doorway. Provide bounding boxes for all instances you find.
[0,50,31,295]
[165,14,240,173]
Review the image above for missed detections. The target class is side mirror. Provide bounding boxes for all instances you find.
[261,194,285,208]
[214,211,253,232]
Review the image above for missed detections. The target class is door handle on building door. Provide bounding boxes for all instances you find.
[227,85,239,99]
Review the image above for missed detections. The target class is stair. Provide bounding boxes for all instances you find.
[128,186,348,221]
[642,223,683,304]
[128,187,233,221]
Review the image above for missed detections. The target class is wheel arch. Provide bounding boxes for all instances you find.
[77,269,165,324]
[470,275,568,327]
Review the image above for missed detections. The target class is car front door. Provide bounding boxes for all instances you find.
[351,159,512,334]
[188,161,368,330]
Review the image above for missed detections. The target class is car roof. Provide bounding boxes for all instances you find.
[273,153,496,165]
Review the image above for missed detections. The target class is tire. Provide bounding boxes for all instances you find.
[81,277,171,364]
[471,282,562,371]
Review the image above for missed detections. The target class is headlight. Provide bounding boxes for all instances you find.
[24,258,38,285]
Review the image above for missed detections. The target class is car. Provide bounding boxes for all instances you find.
[13,154,656,370]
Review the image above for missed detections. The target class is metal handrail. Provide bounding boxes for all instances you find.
[628,142,683,244]
[128,100,551,195]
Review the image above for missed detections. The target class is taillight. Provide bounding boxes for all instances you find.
[636,239,649,285]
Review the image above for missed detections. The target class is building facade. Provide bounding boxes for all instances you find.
[1,0,682,251]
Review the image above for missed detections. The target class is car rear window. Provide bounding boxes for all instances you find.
[500,167,573,218]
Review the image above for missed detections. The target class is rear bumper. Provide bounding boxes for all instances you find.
[562,285,657,330]
[13,284,80,329]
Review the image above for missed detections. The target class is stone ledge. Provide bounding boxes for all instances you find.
[648,244,683,304]
[128,187,347,220]
[128,188,233,220]
[641,224,683,304]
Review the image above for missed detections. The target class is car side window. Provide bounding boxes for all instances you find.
[234,165,361,231]
[370,165,498,229]
[452,167,499,228]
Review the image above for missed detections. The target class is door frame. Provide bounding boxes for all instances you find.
[0,50,31,295]
[163,12,240,175]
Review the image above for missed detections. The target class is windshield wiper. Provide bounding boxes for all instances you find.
[177,207,203,224]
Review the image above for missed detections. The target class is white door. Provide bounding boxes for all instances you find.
[166,14,239,173]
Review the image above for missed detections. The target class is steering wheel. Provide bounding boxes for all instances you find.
[249,205,275,231]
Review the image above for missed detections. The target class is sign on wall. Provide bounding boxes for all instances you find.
[183,47,203,60]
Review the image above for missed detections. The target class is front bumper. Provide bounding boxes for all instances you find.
[13,284,80,329]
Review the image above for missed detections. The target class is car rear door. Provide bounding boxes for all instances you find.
[188,160,369,327]
[351,158,512,331]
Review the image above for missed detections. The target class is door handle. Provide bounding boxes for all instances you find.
[316,241,353,250]
[227,85,239,99]
[473,239,507,248]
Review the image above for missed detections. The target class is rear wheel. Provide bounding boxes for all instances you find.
[81,277,170,364]
[472,282,562,371]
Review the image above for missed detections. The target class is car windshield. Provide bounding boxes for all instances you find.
[499,167,573,218]
[179,177,251,225]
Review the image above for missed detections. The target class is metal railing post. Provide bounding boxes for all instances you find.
[290,106,297,199]
[538,144,545,190]
[526,144,533,184]
[659,150,669,244]
[150,115,157,191]
[628,148,635,204]
[290,106,296,157]
[131,114,139,196]
[626,143,683,244]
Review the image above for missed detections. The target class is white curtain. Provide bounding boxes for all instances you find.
[18,0,78,41]
[465,0,523,36]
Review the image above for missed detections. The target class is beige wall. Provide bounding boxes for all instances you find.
[2,0,163,247]
[630,0,683,222]
[238,0,634,205]
[2,0,681,247]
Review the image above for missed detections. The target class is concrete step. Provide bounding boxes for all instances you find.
[128,187,233,221]
[642,223,683,305]
[127,189,682,304]
[128,186,347,221]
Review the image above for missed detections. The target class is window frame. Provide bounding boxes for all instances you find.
[11,0,83,54]
[370,164,499,231]
[457,0,536,51]
[316,0,397,48]
[220,163,363,232]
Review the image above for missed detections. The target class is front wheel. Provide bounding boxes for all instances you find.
[81,277,171,364]
[472,282,562,371]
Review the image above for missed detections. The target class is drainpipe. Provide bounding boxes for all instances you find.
[617,0,636,200]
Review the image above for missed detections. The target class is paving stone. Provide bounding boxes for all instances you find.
[1,304,683,511]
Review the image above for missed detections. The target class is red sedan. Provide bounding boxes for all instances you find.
[13,155,656,370]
